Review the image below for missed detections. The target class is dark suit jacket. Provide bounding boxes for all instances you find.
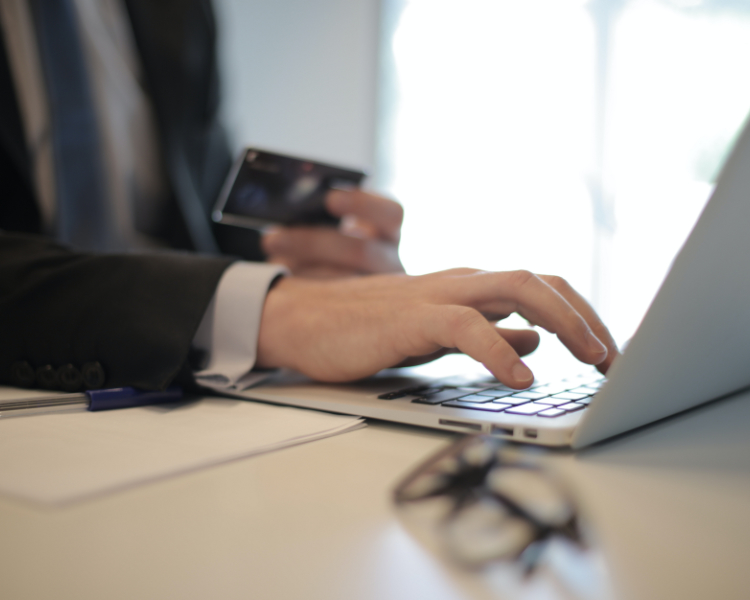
[0,0,260,390]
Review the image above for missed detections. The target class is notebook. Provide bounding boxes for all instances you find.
[229,112,750,448]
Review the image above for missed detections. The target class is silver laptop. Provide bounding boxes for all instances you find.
[230,113,750,448]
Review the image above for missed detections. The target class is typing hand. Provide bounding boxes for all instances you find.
[260,189,404,278]
[256,268,620,387]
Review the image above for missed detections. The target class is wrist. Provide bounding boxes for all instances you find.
[256,277,296,370]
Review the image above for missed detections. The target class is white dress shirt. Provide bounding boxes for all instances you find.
[192,262,286,391]
[0,0,281,391]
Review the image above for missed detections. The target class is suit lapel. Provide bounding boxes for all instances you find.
[0,27,32,185]
[123,0,226,253]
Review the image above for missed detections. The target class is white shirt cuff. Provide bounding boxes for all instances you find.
[192,261,288,392]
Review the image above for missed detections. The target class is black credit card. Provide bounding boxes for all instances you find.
[212,148,366,228]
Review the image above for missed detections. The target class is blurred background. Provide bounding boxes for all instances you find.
[215,0,750,346]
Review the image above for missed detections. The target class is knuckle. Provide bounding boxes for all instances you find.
[544,274,570,293]
[447,305,482,332]
[507,269,536,288]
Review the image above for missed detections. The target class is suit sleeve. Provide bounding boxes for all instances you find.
[0,232,234,390]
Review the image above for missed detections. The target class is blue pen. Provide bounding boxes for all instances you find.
[0,386,183,418]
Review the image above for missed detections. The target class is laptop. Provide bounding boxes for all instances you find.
[229,113,750,448]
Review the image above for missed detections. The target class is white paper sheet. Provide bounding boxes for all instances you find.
[0,395,364,505]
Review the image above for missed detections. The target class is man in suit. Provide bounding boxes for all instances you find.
[0,0,407,391]
[0,0,618,395]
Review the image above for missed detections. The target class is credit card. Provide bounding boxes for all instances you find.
[213,148,366,228]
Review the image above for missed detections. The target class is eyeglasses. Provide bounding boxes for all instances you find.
[393,434,584,572]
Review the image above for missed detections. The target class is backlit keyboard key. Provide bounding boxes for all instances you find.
[559,402,586,412]
[484,384,515,391]
[495,396,534,405]
[532,383,573,395]
[569,386,597,395]
[478,389,515,399]
[455,394,493,403]
[552,392,589,401]
[443,400,508,412]
[538,408,566,418]
[532,397,571,406]
[510,391,548,400]
[378,385,432,399]
[505,403,547,416]
[412,389,479,405]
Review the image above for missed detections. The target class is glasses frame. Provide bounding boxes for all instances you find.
[393,434,584,571]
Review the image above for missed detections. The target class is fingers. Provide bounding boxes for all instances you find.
[260,189,404,277]
[496,327,540,357]
[393,348,458,368]
[339,215,379,240]
[263,226,403,274]
[505,273,609,367]
[326,190,403,242]
[427,270,610,368]
[394,328,538,369]
[538,275,620,373]
[257,270,615,385]
[417,305,535,388]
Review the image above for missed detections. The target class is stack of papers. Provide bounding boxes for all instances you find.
[0,391,364,505]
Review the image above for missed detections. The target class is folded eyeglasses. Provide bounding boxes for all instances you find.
[393,434,585,571]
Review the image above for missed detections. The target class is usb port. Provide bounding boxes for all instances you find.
[523,428,538,439]
[439,419,482,431]
[491,425,514,437]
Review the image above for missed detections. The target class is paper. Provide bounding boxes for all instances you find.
[0,396,364,505]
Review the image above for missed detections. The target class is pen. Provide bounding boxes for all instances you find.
[0,386,183,418]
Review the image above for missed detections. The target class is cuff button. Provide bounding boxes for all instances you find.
[82,362,106,390]
[36,365,59,389]
[10,361,35,387]
[57,364,83,392]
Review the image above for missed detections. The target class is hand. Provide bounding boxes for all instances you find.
[260,189,404,278]
[257,268,620,387]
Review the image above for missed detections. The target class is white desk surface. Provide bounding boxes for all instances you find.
[1,388,750,600]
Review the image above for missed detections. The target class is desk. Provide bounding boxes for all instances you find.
[1,388,750,600]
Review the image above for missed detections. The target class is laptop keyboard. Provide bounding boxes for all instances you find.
[378,372,604,418]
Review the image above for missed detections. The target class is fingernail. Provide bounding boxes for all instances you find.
[585,329,608,355]
[512,362,534,384]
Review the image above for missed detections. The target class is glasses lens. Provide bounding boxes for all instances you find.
[395,452,464,503]
[487,467,573,526]
[443,497,536,565]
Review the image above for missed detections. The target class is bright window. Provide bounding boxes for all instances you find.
[380,0,750,344]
